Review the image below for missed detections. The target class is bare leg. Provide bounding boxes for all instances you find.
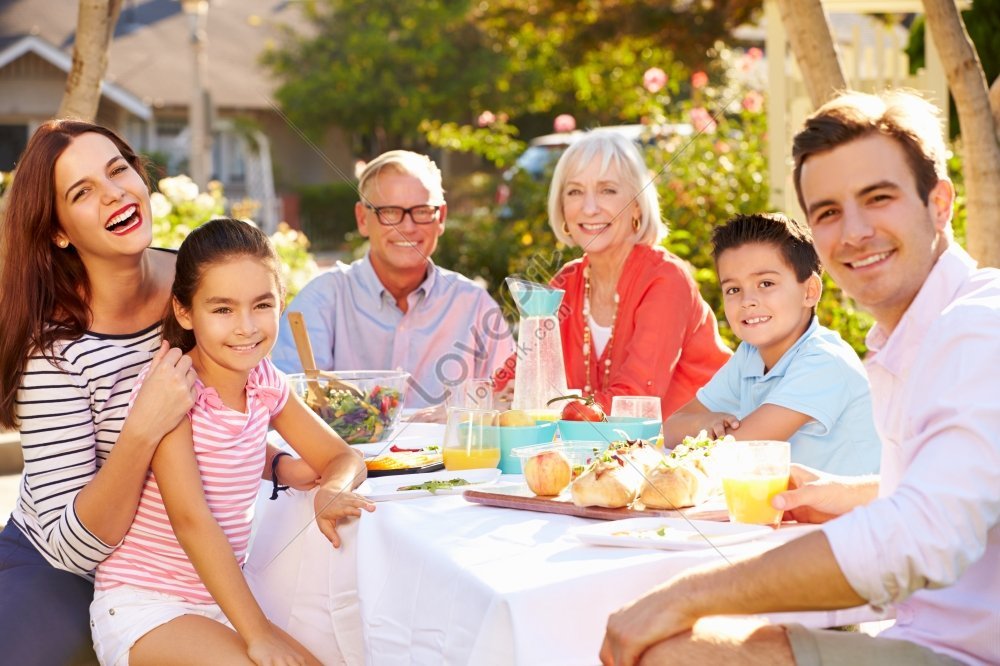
[639,616,795,666]
[130,614,323,666]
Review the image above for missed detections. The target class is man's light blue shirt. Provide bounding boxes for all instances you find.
[697,318,880,475]
[272,254,514,408]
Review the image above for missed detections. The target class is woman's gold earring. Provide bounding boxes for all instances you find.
[562,222,570,235]
[632,216,641,232]
[56,238,69,249]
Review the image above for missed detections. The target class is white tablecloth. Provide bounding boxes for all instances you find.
[354,489,882,666]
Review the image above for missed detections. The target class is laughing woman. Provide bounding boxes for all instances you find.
[497,130,731,417]
[0,120,196,664]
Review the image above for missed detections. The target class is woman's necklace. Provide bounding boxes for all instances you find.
[581,264,619,396]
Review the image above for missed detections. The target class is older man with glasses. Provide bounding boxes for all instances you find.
[272,150,514,414]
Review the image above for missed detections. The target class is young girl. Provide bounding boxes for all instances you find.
[90,218,374,666]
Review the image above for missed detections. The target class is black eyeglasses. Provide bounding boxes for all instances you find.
[364,203,442,226]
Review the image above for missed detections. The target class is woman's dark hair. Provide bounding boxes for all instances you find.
[0,120,150,429]
[163,218,283,353]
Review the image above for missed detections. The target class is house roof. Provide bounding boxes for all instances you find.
[0,0,311,111]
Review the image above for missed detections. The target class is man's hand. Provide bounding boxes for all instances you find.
[313,486,375,548]
[772,464,877,524]
[403,403,447,424]
[600,581,695,666]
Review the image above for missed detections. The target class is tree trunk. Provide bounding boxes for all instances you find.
[990,75,1000,134]
[775,0,847,107]
[923,0,1000,267]
[57,0,123,122]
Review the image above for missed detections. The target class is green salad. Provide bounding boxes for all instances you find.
[396,478,471,494]
[307,384,403,444]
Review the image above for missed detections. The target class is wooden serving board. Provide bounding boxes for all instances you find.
[463,485,729,522]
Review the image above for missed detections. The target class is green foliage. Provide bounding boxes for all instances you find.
[264,0,762,150]
[420,118,525,168]
[296,181,360,251]
[151,175,318,299]
[263,0,505,151]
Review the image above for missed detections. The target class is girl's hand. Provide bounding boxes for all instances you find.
[313,486,375,548]
[129,342,197,442]
[246,629,308,666]
[276,456,320,491]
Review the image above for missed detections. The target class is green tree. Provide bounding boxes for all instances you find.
[264,0,763,152]
[263,0,504,153]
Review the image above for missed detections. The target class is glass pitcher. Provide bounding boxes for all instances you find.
[505,277,569,415]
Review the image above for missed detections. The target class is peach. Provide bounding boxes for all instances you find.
[499,409,535,427]
[523,450,572,496]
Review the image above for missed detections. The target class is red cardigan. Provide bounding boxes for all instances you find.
[496,244,731,417]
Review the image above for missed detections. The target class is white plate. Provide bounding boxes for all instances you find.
[358,468,501,501]
[572,517,772,551]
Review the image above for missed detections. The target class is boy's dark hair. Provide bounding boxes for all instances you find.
[712,213,821,282]
[163,218,283,353]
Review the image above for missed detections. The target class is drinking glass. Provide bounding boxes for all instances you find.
[721,440,790,528]
[610,396,662,421]
[458,377,495,410]
[443,407,501,471]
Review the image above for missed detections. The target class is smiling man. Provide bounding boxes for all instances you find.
[272,151,513,409]
[600,91,1000,666]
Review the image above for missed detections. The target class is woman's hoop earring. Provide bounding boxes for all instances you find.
[562,222,570,235]
[632,216,641,232]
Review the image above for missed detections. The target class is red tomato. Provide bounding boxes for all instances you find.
[560,399,605,422]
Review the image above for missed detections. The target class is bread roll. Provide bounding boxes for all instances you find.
[570,452,645,508]
[639,463,710,509]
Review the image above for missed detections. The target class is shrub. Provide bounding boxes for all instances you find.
[296,182,360,252]
[151,175,318,299]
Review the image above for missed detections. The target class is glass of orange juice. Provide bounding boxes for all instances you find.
[721,440,790,528]
[443,407,501,471]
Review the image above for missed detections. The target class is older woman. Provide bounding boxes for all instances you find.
[510,130,731,417]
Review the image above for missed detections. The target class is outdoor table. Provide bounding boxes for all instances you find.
[354,487,882,665]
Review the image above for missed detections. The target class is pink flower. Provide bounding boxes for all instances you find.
[747,47,763,61]
[477,110,496,127]
[691,71,709,89]
[554,114,577,133]
[643,67,668,94]
[742,90,764,113]
[690,107,717,134]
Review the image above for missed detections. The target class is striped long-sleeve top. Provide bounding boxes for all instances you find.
[11,324,162,577]
[94,357,288,603]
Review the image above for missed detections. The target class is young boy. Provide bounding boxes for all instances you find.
[664,213,880,475]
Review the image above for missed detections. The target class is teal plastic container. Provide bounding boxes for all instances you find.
[497,421,558,474]
[556,416,660,444]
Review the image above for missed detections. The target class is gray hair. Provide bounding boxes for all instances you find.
[547,130,666,247]
[357,150,445,204]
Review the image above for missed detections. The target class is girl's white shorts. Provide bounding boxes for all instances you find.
[90,585,233,666]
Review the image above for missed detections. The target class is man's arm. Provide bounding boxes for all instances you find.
[272,273,337,374]
[601,530,864,666]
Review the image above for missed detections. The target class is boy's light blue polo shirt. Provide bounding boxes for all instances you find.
[696,318,880,475]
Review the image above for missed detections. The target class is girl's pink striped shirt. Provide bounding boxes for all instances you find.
[95,357,289,603]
